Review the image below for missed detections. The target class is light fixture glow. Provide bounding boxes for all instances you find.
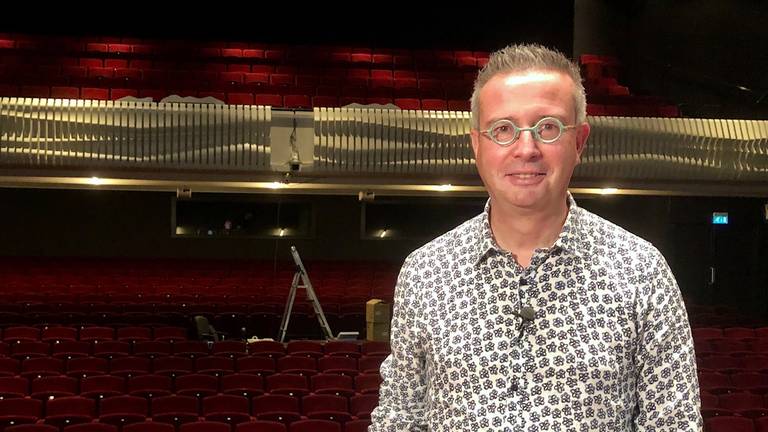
[279,228,286,237]
[266,182,286,189]
[88,177,103,185]
[379,229,388,238]
[598,188,618,195]
[436,184,453,192]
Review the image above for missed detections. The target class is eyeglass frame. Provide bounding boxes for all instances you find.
[478,116,578,146]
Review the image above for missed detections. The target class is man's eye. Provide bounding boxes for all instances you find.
[539,123,557,131]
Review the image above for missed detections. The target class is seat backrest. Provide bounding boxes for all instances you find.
[31,375,78,395]
[0,397,42,416]
[237,356,275,374]
[99,394,148,416]
[4,424,59,432]
[235,421,287,432]
[350,394,379,416]
[343,420,372,432]
[179,422,230,432]
[45,396,95,417]
[220,373,264,394]
[288,420,342,432]
[311,373,354,391]
[80,375,125,395]
[719,392,765,410]
[174,373,218,391]
[151,395,198,414]
[252,394,300,414]
[63,423,119,432]
[301,394,347,414]
[127,374,172,393]
[123,422,175,432]
[355,373,383,391]
[202,394,249,414]
[705,416,755,432]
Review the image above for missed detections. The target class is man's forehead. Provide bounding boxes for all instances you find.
[484,69,571,91]
[476,69,576,122]
[493,70,564,87]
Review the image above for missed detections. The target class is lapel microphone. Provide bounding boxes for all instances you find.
[511,306,536,322]
[511,306,535,341]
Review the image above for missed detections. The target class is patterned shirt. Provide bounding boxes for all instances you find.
[370,195,702,432]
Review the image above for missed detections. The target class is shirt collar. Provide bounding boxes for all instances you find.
[470,192,591,266]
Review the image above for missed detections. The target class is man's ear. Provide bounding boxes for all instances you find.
[470,128,480,158]
[575,122,590,163]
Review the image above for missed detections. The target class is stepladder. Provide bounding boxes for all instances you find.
[278,246,334,342]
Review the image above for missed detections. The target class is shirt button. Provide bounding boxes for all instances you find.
[509,381,519,392]
[519,278,528,286]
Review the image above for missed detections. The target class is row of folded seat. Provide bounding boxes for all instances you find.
[0,302,374,317]
[0,304,373,334]
[0,393,378,424]
[0,316,364,342]
[0,37,491,67]
[0,335,389,357]
[690,315,763,328]
[702,416,768,432]
[0,398,370,432]
[0,259,400,299]
[0,327,188,344]
[699,371,768,395]
[0,373,383,399]
[0,76,474,96]
[693,328,768,340]
[0,85,469,111]
[0,290,391,302]
[0,356,387,379]
[0,35,683,117]
[0,420,367,432]
[0,33,482,110]
[702,390,768,418]
[0,300,376,314]
[696,336,768,347]
[695,340,768,356]
[0,64,479,83]
[0,294,391,307]
[1,420,371,432]
[0,281,395,296]
[697,356,768,373]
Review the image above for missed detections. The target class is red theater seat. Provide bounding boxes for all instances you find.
[81,88,109,100]
[254,94,282,107]
[394,98,420,110]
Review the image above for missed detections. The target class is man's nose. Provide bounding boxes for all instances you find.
[511,130,541,159]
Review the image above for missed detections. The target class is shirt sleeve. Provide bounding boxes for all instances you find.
[634,252,703,431]
[369,254,429,432]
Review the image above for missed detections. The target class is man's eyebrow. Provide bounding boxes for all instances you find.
[482,115,568,127]
[482,116,515,127]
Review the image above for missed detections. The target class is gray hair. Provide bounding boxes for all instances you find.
[470,43,586,129]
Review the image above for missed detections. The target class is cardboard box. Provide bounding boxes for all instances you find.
[366,299,391,323]
[367,321,391,342]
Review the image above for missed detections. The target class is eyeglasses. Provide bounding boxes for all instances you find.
[480,116,577,146]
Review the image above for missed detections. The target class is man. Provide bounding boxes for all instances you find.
[370,44,701,431]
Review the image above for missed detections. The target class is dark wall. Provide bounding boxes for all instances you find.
[574,0,768,118]
[1,188,766,315]
[578,194,768,316]
[0,188,425,263]
[1,4,575,53]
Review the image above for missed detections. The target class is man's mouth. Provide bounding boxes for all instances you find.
[507,173,545,178]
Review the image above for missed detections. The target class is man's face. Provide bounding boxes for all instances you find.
[470,70,590,215]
